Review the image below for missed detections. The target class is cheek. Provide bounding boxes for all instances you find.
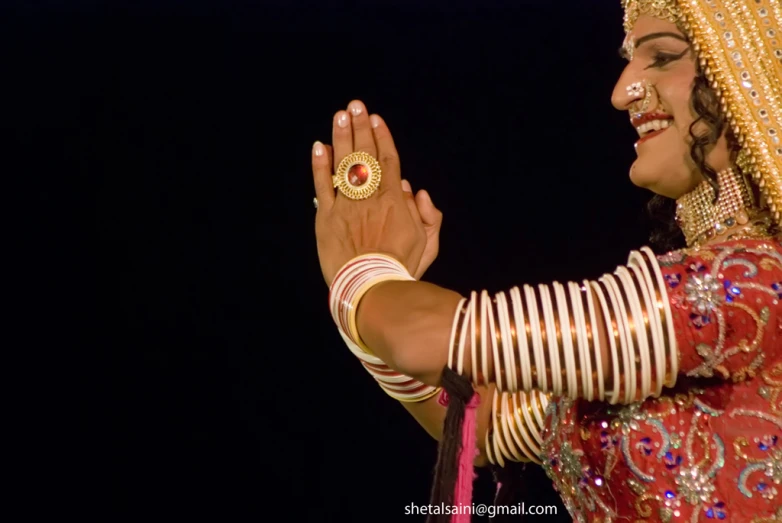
[659,63,698,122]
[659,82,696,140]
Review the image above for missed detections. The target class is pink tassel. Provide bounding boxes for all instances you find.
[451,393,480,523]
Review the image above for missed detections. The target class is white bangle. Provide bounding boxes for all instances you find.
[512,392,542,462]
[539,284,562,396]
[497,292,517,392]
[524,284,547,391]
[485,418,496,465]
[639,247,678,382]
[553,282,578,398]
[448,298,467,370]
[457,297,471,377]
[329,254,413,353]
[591,281,620,404]
[487,292,503,392]
[470,291,478,383]
[616,266,651,400]
[530,390,549,432]
[499,392,526,462]
[583,281,605,402]
[601,275,636,404]
[510,287,533,391]
[331,254,438,404]
[491,391,506,467]
[480,291,491,387]
[628,262,665,396]
[569,282,593,401]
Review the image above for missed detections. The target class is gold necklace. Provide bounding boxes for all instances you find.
[675,168,776,248]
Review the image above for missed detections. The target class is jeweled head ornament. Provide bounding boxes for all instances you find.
[622,0,782,230]
[623,0,682,33]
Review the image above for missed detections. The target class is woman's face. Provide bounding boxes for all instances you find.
[612,15,731,199]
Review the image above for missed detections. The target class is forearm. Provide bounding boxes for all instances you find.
[353,245,677,406]
[355,279,611,394]
[356,280,463,386]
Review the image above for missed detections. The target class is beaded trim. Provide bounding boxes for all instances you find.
[674,167,774,247]
[623,0,683,33]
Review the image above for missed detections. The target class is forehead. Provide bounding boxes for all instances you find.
[626,14,685,41]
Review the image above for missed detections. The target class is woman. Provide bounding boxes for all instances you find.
[311,0,782,521]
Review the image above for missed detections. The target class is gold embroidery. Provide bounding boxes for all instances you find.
[759,363,782,414]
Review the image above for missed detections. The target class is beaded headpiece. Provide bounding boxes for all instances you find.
[623,0,782,230]
[623,0,682,32]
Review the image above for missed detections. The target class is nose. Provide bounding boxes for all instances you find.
[611,65,644,112]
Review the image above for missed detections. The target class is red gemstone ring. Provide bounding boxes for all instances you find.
[332,151,382,200]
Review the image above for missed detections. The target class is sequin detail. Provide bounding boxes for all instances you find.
[537,240,782,522]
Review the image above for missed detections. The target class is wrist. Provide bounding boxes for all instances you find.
[329,253,442,401]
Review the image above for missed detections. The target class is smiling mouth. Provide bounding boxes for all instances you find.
[635,118,673,146]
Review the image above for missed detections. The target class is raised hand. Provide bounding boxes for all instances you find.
[312,100,428,287]
[400,179,443,280]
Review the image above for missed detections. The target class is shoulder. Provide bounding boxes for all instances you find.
[652,239,782,268]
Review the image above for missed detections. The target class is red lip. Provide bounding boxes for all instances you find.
[631,112,673,127]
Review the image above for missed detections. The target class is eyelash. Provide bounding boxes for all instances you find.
[646,49,688,69]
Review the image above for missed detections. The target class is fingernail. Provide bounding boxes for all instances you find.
[370,115,381,128]
[349,102,363,116]
[401,179,412,193]
[337,112,349,128]
[313,141,324,156]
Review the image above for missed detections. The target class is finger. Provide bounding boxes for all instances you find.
[369,114,402,193]
[332,110,352,172]
[312,141,335,209]
[401,179,422,223]
[415,189,443,227]
[348,100,377,158]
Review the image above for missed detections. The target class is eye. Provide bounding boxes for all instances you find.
[646,48,689,69]
[650,53,677,67]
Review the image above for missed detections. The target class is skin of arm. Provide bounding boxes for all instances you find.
[358,280,610,468]
[356,280,610,388]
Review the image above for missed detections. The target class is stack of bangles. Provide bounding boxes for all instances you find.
[329,248,678,465]
[329,254,441,402]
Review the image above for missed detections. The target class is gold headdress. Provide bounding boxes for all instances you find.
[623,0,782,230]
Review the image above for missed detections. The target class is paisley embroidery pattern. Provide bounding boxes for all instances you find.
[537,241,782,522]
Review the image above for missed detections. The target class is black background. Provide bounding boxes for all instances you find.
[8,1,661,521]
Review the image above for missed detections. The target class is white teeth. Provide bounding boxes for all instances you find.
[635,119,673,137]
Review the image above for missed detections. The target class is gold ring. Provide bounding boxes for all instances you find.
[332,151,382,200]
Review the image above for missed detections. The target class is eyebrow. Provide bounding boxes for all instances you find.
[618,32,689,59]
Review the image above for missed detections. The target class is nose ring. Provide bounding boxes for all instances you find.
[626,81,645,98]
[627,80,654,118]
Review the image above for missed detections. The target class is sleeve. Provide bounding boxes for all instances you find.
[447,240,782,405]
[656,239,782,382]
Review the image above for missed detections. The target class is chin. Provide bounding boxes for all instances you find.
[629,161,663,192]
[630,158,694,199]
